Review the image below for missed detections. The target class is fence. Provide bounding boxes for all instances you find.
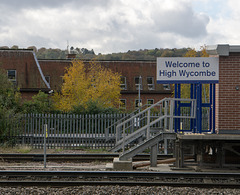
[1,107,209,149]
[0,113,23,146]
[1,113,125,149]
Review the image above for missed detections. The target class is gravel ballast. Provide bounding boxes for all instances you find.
[0,186,239,195]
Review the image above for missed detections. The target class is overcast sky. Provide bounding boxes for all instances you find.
[0,0,239,54]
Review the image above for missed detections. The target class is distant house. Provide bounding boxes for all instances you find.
[0,49,50,100]
[0,49,172,109]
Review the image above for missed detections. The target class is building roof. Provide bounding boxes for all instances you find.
[207,44,240,56]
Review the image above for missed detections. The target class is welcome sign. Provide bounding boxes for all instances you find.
[157,57,219,84]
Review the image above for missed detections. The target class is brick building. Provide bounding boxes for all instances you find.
[0,50,50,100]
[0,49,172,110]
[39,59,172,110]
[207,44,240,132]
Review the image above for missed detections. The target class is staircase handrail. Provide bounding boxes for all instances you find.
[117,98,167,130]
[105,104,150,139]
[116,98,196,143]
[117,115,166,146]
[117,98,196,130]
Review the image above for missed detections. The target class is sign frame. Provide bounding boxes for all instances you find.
[157,57,219,84]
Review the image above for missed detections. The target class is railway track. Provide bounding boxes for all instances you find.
[0,153,173,162]
[0,170,239,188]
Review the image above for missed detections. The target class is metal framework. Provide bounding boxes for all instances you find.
[111,98,196,163]
[174,83,216,133]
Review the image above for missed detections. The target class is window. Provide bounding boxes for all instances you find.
[163,84,171,90]
[45,76,50,85]
[120,99,126,109]
[135,99,142,108]
[120,76,127,90]
[7,70,16,83]
[135,76,142,90]
[147,77,154,90]
[147,99,154,105]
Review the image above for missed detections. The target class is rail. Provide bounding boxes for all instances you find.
[0,171,240,188]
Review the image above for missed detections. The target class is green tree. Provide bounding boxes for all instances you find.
[22,91,52,113]
[27,46,37,53]
[161,50,174,57]
[11,45,19,50]
[0,68,21,145]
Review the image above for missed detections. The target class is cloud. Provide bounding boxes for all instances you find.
[0,0,232,54]
[0,0,110,10]
[203,0,240,46]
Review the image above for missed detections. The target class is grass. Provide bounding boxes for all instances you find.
[84,148,109,153]
[54,148,64,153]
[16,145,32,153]
[0,145,32,154]
[0,145,110,154]
[74,146,110,153]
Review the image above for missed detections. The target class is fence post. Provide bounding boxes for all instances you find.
[147,109,150,139]
[116,123,120,142]
[122,124,125,153]
[164,100,168,130]
[44,124,48,168]
[30,113,33,148]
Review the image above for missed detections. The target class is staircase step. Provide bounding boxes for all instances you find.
[110,130,146,152]
[110,127,164,152]
[119,132,176,161]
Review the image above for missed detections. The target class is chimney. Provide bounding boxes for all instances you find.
[66,53,77,59]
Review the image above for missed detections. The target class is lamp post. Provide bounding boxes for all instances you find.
[138,76,142,108]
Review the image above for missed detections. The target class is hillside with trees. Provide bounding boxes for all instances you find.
[0,45,206,60]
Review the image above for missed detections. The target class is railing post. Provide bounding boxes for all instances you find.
[169,99,174,132]
[164,138,168,154]
[147,109,150,139]
[164,100,168,130]
[122,124,125,153]
[116,124,120,142]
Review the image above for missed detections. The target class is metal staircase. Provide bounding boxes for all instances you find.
[111,98,196,161]
[119,131,176,161]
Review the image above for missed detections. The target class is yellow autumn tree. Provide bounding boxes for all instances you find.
[53,60,121,112]
[179,48,197,98]
[180,47,210,100]
[184,48,197,57]
[200,45,209,57]
[199,45,210,102]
